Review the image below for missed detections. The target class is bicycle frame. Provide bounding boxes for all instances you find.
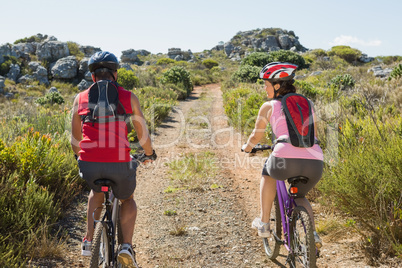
[276,180,296,252]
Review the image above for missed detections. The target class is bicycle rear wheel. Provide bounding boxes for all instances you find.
[90,222,112,268]
[289,206,316,268]
[263,195,282,259]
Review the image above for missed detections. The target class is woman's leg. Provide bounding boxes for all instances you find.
[260,175,277,223]
[85,190,104,240]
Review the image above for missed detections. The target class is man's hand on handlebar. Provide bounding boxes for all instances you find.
[132,150,157,164]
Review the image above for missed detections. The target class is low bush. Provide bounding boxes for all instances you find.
[241,52,271,67]
[389,64,402,80]
[156,58,175,65]
[117,68,139,90]
[161,66,193,96]
[67,42,85,60]
[222,85,266,135]
[232,64,260,83]
[35,91,65,106]
[328,45,362,63]
[294,80,323,100]
[201,59,219,69]
[329,74,356,90]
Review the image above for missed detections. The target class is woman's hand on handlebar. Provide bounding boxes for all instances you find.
[242,143,272,153]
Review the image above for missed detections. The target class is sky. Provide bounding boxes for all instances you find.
[1,0,401,59]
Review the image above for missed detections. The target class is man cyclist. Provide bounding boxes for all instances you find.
[70,51,156,266]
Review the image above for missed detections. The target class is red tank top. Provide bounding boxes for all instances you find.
[77,85,133,162]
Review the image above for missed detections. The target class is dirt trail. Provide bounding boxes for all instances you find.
[53,84,385,267]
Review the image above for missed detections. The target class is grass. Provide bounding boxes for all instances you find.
[167,151,218,192]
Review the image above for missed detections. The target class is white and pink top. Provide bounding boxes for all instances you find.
[269,100,324,161]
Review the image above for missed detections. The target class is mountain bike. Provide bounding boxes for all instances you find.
[245,144,318,268]
[89,152,156,268]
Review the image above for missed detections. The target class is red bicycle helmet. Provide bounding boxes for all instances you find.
[259,62,298,82]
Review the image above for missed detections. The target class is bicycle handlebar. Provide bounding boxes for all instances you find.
[132,150,157,163]
[242,143,272,154]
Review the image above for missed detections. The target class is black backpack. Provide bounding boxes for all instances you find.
[275,93,317,148]
[80,80,132,130]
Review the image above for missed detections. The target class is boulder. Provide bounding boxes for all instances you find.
[36,41,70,62]
[79,57,90,75]
[28,62,49,85]
[368,66,392,78]
[224,42,234,57]
[278,35,292,50]
[261,36,280,51]
[359,54,374,63]
[121,49,150,64]
[51,56,78,79]
[84,71,92,81]
[0,76,5,94]
[0,44,16,64]
[12,42,38,59]
[6,64,20,82]
[120,63,134,71]
[18,74,35,84]
[48,87,58,93]
[79,45,101,57]
[77,79,92,91]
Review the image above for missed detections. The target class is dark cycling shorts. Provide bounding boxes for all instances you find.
[262,155,323,197]
[78,159,138,200]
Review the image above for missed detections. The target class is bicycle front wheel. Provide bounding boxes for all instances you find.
[263,195,282,259]
[289,206,316,268]
[90,222,112,268]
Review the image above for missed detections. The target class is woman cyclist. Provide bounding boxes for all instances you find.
[241,62,323,248]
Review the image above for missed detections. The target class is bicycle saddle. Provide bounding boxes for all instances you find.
[287,176,309,185]
[94,179,114,186]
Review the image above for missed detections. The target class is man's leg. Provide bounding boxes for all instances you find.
[85,190,104,240]
[120,194,137,244]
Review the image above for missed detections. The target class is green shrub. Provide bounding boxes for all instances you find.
[202,59,219,69]
[14,34,47,44]
[0,129,81,265]
[329,74,356,90]
[35,91,65,106]
[161,66,193,95]
[319,114,402,258]
[267,50,309,69]
[67,41,85,60]
[117,68,139,90]
[389,64,402,80]
[0,56,18,76]
[294,80,323,100]
[241,52,271,67]
[222,85,266,134]
[156,58,175,65]
[328,46,362,63]
[232,64,260,83]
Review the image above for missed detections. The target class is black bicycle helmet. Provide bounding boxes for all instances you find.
[259,62,297,82]
[88,51,119,73]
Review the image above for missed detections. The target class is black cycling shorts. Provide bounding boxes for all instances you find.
[262,155,323,197]
[78,159,138,200]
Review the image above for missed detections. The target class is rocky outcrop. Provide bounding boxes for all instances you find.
[0,44,15,64]
[167,48,195,61]
[79,45,101,57]
[36,41,70,62]
[368,65,393,78]
[51,56,78,79]
[213,28,307,61]
[121,49,150,64]
[6,64,20,82]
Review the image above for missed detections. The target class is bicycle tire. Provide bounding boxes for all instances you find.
[263,195,282,259]
[289,206,316,268]
[90,222,111,268]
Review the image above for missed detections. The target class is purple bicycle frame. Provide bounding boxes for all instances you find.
[276,180,296,252]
